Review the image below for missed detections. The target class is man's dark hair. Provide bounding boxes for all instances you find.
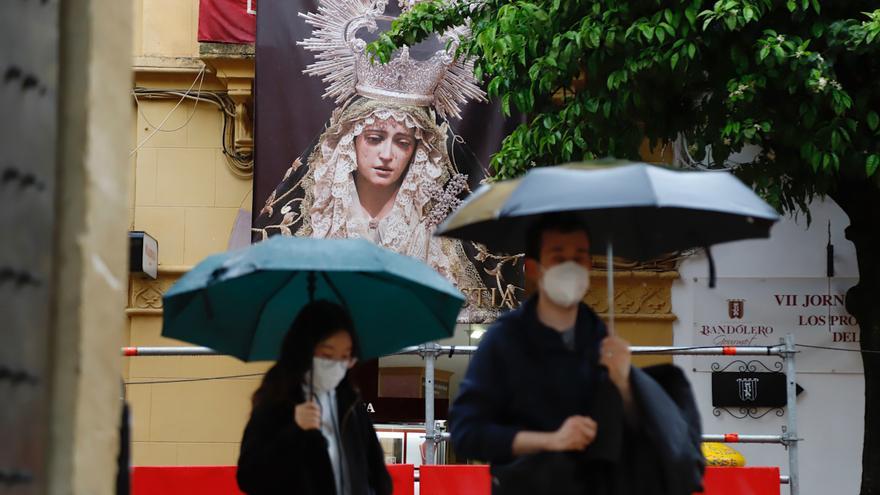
[524,213,592,260]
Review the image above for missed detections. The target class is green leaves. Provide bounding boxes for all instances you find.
[868,111,880,132]
[868,154,880,177]
[366,0,878,212]
[365,0,462,62]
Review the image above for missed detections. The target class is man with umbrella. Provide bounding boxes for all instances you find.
[449,213,703,495]
[449,213,635,492]
[443,160,780,494]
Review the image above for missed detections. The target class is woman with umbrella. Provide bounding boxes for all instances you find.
[236,301,392,495]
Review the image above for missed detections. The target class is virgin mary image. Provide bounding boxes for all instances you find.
[253,0,520,322]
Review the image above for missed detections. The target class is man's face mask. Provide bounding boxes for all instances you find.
[310,356,349,393]
[539,261,591,308]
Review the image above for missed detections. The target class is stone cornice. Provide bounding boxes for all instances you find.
[128,267,678,321]
[133,56,206,74]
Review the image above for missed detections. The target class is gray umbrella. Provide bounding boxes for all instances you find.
[436,160,780,331]
[439,161,779,258]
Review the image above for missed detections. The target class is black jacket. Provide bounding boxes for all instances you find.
[449,298,704,494]
[237,379,392,495]
[449,297,608,464]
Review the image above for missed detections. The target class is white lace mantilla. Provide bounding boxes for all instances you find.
[305,107,477,289]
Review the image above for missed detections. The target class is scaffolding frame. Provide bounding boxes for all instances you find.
[401,334,800,494]
[122,334,800,494]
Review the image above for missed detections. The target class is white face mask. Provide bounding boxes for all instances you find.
[309,356,349,393]
[539,261,591,308]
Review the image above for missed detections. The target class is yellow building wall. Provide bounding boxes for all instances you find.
[127,88,265,466]
[134,0,201,58]
[127,0,261,466]
[127,87,266,466]
[126,0,675,467]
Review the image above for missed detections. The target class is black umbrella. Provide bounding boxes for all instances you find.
[436,160,781,330]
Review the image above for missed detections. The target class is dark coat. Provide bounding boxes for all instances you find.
[449,298,704,495]
[449,297,608,464]
[236,378,393,495]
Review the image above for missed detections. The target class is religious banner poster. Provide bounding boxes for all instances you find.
[252,0,523,323]
[198,0,257,43]
[693,277,861,373]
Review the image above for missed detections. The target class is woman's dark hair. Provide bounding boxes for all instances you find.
[251,300,358,408]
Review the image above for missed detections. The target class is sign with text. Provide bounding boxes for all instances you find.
[694,278,862,373]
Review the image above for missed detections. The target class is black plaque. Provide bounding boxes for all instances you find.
[711,372,801,408]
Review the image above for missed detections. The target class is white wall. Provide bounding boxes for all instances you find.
[672,198,864,495]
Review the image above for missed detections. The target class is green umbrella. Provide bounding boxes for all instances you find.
[161,236,465,361]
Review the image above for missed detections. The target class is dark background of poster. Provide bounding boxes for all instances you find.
[253,0,523,223]
[254,0,523,423]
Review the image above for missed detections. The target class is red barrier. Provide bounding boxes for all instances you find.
[132,465,416,495]
[388,464,415,495]
[132,466,243,495]
[131,465,780,495]
[417,465,781,495]
[419,465,491,495]
[698,467,781,495]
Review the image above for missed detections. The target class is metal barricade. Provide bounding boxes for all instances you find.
[121,334,800,494]
[403,334,800,495]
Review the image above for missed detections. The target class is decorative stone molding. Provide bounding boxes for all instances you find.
[586,270,678,321]
[133,56,205,74]
[591,252,684,272]
[127,266,190,316]
[127,266,677,321]
[200,44,254,157]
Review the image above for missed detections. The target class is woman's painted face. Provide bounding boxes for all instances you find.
[314,330,356,367]
[354,118,416,189]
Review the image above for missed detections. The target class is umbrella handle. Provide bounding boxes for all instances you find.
[308,272,316,302]
[309,363,315,399]
[606,241,614,336]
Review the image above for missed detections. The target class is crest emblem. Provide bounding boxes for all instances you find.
[728,299,744,319]
[737,377,759,402]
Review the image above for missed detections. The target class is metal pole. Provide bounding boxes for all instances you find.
[123,344,787,357]
[422,343,438,465]
[784,333,800,495]
[700,434,785,444]
[122,346,218,356]
[632,345,784,356]
[435,432,786,445]
[607,241,614,335]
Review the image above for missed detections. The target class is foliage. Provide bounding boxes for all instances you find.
[368,1,880,214]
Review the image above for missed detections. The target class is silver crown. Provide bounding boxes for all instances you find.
[298,0,486,119]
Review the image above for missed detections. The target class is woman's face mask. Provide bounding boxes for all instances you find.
[310,356,349,393]
[539,261,591,308]
[308,330,355,393]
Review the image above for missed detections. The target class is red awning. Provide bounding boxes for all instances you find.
[198,0,256,44]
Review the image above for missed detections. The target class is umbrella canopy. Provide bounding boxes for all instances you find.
[437,161,780,261]
[162,236,465,361]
